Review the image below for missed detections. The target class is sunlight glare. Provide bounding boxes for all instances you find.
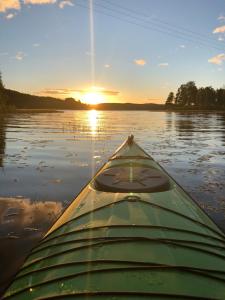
[82,92,104,105]
[88,109,99,135]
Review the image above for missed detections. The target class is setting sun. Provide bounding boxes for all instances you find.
[81,91,104,105]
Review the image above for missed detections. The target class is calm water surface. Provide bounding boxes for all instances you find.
[0,110,225,293]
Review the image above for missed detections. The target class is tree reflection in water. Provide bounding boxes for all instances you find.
[0,115,6,168]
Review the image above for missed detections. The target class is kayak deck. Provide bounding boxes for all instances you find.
[3,136,225,299]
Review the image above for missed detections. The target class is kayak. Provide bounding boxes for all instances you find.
[3,135,225,299]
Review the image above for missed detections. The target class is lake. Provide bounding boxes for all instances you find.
[0,110,225,293]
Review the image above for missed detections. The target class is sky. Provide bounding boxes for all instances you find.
[0,0,225,104]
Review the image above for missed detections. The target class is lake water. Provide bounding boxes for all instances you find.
[1,110,225,293]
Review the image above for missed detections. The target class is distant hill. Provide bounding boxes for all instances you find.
[4,88,164,111]
[96,102,164,110]
[5,89,85,110]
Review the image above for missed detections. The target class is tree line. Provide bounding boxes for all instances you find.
[0,72,9,112]
[0,71,86,111]
[165,81,225,108]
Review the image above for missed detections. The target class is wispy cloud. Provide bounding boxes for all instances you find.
[5,13,16,19]
[23,0,56,5]
[134,59,146,66]
[15,51,26,60]
[0,0,20,12]
[218,36,224,41]
[39,88,73,96]
[208,53,225,65]
[59,1,74,9]
[179,44,186,48]
[33,43,40,47]
[101,90,119,96]
[218,15,225,22]
[104,64,111,68]
[213,25,225,34]
[39,88,120,98]
[158,63,169,67]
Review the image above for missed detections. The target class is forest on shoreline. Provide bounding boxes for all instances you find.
[165,81,225,109]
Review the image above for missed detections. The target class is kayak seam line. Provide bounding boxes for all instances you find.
[29,236,225,257]
[31,291,216,300]
[19,238,225,273]
[42,198,225,242]
[109,155,152,160]
[35,225,225,251]
[13,260,225,282]
[110,138,152,160]
[4,266,225,299]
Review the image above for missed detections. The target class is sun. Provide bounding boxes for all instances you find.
[81,91,104,105]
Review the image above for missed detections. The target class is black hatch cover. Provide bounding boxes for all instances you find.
[94,166,170,193]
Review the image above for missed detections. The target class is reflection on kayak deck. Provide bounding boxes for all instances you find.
[0,197,63,295]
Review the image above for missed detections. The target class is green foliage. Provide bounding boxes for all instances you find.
[0,72,7,112]
[165,92,174,105]
[174,81,198,106]
[166,81,225,108]
[215,88,225,106]
[0,72,4,90]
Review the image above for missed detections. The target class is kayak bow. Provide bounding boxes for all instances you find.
[3,135,225,299]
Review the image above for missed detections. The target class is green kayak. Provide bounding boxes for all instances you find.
[3,136,225,299]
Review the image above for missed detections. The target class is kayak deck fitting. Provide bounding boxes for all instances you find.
[3,135,225,299]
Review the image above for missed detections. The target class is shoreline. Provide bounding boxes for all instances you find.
[12,108,225,113]
[15,109,63,113]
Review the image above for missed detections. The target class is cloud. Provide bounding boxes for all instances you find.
[33,43,40,47]
[134,59,146,66]
[39,88,120,98]
[179,44,186,48]
[218,36,224,41]
[101,90,119,96]
[5,13,16,19]
[213,25,225,34]
[158,63,169,67]
[39,88,85,98]
[218,15,225,22]
[59,0,74,9]
[15,51,26,60]
[208,53,225,65]
[1,0,57,14]
[40,88,72,96]
[0,0,20,12]
[23,0,56,4]
[104,64,111,68]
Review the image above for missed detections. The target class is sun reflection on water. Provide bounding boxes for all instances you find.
[88,109,99,135]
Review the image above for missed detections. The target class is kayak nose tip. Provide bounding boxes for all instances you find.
[127,134,134,145]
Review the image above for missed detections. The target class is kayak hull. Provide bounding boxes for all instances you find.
[3,136,225,299]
